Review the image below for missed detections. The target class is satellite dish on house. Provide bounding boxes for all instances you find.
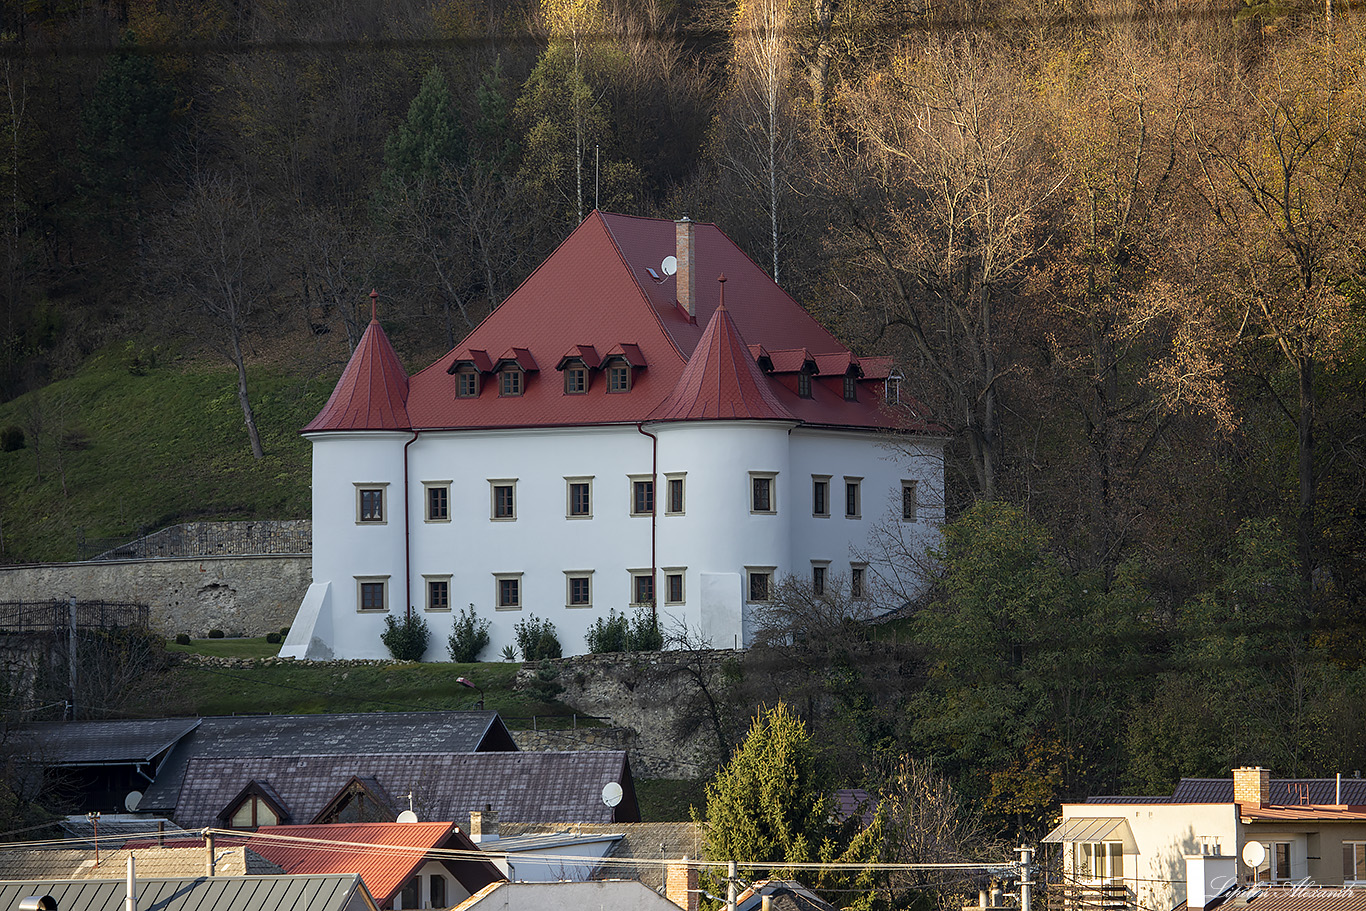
[661,256,678,277]
[396,810,419,824]
[601,782,623,808]
[1242,841,1266,869]
[124,791,142,812]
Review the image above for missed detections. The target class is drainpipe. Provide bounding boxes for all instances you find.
[403,430,420,620]
[636,423,659,625]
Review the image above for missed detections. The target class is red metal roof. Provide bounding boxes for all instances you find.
[649,303,797,422]
[311,213,932,434]
[304,318,410,432]
[1239,803,1366,821]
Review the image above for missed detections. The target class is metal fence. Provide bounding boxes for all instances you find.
[0,599,150,634]
[78,521,311,561]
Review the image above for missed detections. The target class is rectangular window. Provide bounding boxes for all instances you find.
[812,477,830,517]
[456,369,479,397]
[567,478,592,518]
[845,478,862,518]
[608,364,631,393]
[489,480,517,520]
[357,486,386,523]
[500,368,523,396]
[747,569,773,603]
[564,366,587,394]
[425,576,451,611]
[843,375,857,401]
[665,570,685,605]
[425,483,450,522]
[1343,843,1366,883]
[632,572,655,606]
[566,572,593,608]
[631,478,655,516]
[812,563,828,596]
[356,577,388,612]
[851,564,866,599]
[495,574,522,610]
[1076,842,1124,883]
[901,480,918,521]
[750,473,776,514]
[666,474,685,515]
[797,372,812,399]
[1273,842,1291,884]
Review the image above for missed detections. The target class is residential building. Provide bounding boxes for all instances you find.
[452,879,691,911]
[0,873,380,911]
[283,212,944,661]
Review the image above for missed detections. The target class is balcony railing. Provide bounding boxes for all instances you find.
[1044,882,1133,911]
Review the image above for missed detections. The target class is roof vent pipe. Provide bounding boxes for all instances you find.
[126,855,137,911]
[675,218,696,321]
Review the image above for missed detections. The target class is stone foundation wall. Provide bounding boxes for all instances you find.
[0,556,309,637]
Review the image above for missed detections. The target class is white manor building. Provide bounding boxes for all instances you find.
[282,213,945,660]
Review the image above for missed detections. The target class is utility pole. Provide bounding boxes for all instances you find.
[68,596,77,719]
[1017,846,1034,911]
[727,860,737,911]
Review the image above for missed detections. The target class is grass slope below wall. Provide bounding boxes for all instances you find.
[0,350,328,562]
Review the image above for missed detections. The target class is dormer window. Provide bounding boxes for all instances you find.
[843,376,858,401]
[797,372,812,399]
[500,368,523,397]
[608,362,631,393]
[564,364,588,394]
[456,367,480,398]
[886,369,903,404]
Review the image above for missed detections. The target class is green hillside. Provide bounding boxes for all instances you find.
[0,349,328,563]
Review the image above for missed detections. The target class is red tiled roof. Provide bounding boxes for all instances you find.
[649,302,797,422]
[1239,804,1366,821]
[304,318,410,432]
[766,348,816,374]
[310,213,933,434]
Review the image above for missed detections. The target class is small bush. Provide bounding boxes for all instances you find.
[526,659,564,701]
[0,425,23,452]
[448,604,491,663]
[207,629,225,639]
[628,608,663,651]
[280,626,290,637]
[586,610,629,653]
[515,615,561,661]
[501,644,518,662]
[265,632,282,644]
[174,633,191,646]
[381,612,430,661]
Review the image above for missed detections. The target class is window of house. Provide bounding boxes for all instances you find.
[425,576,451,611]
[495,573,522,610]
[227,794,280,829]
[608,362,631,393]
[812,476,830,517]
[565,572,593,608]
[566,478,592,518]
[425,483,450,522]
[843,375,858,401]
[665,474,685,515]
[356,484,387,524]
[500,367,523,396]
[664,570,685,605]
[631,477,655,516]
[747,568,774,603]
[901,480,918,521]
[845,478,862,518]
[812,562,829,596]
[631,571,655,606]
[429,875,447,909]
[490,480,516,520]
[1075,842,1124,883]
[751,473,777,514]
[356,576,388,612]
[456,368,480,398]
[1343,843,1366,883]
[886,370,902,404]
[850,564,866,599]
[399,878,420,910]
[564,365,588,394]
[1256,842,1291,884]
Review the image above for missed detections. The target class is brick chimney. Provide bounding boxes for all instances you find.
[1233,767,1270,808]
[470,806,498,842]
[666,858,698,911]
[675,217,696,321]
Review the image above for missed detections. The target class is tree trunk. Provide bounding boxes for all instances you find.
[231,328,265,460]
[1297,354,1315,593]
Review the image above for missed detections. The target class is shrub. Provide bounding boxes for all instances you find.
[207,629,224,639]
[265,632,282,644]
[280,626,290,637]
[586,609,629,653]
[0,425,23,452]
[501,644,518,662]
[448,604,491,662]
[515,615,561,661]
[526,659,564,701]
[174,633,191,646]
[627,608,663,651]
[381,613,430,661]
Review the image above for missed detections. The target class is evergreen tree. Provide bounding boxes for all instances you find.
[380,66,465,195]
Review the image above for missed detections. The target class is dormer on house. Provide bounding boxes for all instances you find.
[282,212,946,661]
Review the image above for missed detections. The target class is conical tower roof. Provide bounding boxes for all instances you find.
[648,285,796,422]
[304,302,410,432]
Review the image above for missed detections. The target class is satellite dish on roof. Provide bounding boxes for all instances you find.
[661,256,678,277]
[602,782,623,808]
[396,810,419,824]
[1242,841,1266,869]
[124,791,142,812]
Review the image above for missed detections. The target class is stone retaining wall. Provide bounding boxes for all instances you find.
[0,556,309,637]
